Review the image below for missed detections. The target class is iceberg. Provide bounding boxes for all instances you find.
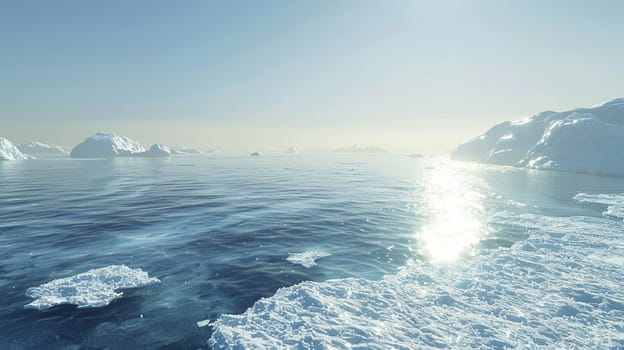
[138,144,171,157]
[24,265,160,310]
[286,250,330,268]
[18,141,67,155]
[170,145,200,154]
[334,144,387,154]
[452,98,624,176]
[71,132,146,158]
[0,137,32,160]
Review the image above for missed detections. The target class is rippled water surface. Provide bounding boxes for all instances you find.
[1,155,623,349]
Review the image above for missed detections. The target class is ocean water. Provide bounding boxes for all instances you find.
[1,154,623,349]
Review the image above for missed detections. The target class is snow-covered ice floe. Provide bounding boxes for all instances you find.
[0,137,32,160]
[286,250,330,268]
[452,98,624,176]
[25,265,160,310]
[210,210,624,349]
[574,193,624,220]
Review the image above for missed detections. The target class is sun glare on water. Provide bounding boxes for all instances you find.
[418,164,487,263]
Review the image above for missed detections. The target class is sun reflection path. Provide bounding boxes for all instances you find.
[418,164,488,263]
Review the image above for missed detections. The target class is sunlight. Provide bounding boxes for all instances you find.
[418,164,487,263]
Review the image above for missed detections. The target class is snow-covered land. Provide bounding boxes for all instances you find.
[18,141,67,155]
[24,265,160,310]
[452,98,624,176]
[210,201,624,349]
[71,132,146,158]
[138,144,171,157]
[0,137,32,160]
[286,250,330,268]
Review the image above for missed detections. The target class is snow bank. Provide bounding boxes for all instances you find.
[0,137,32,160]
[452,98,624,176]
[286,250,330,268]
[138,144,171,157]
[210,211,624,349]
[25,265,160,310]
[70,132,145,158]
[18,141,67,155]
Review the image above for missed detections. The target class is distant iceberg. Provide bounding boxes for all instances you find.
[18,141,67,155]
[170,145,201,154]
[24,265,160,310]
[452,98,624,176]
[0,137,32,160]
[138,144,171,157]
[71,132,146,158]
[286,250,330,268]
[335,144,387,154]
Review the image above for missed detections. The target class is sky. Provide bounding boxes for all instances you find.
[1,0,623,152]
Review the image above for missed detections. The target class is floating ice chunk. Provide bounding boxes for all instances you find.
[24,265,160,310]
[286,250,330,268]
[0,137,33,160]
[197,319,212,328]
[574,193,624,220]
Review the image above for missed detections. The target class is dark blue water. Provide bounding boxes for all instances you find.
[1,155,622,349]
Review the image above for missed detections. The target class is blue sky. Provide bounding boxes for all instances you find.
[1,0,623,151]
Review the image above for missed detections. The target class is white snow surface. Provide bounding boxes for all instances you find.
[0,137,32,160]
[18,141,67,155]
[452,98,624,176]
[210,210,624,349]
[286,250,331,268]
[139,144,171,157]
[70,132,146,158]
[574,193,624,220]
[24,265,160,310]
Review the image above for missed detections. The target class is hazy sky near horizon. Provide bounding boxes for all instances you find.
[2,0,623,152]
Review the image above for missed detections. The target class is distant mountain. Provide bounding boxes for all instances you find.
[19,141,67,155]
[452,98,624,176]
[0,137,32,160]
[170,145,201,154]
[334,145,387,154]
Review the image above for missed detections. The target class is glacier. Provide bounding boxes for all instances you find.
[210,205,624,349]
[452,98,624,176]
[0,137,32,160]
[24,265,160,310]
[70,132,146,158]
